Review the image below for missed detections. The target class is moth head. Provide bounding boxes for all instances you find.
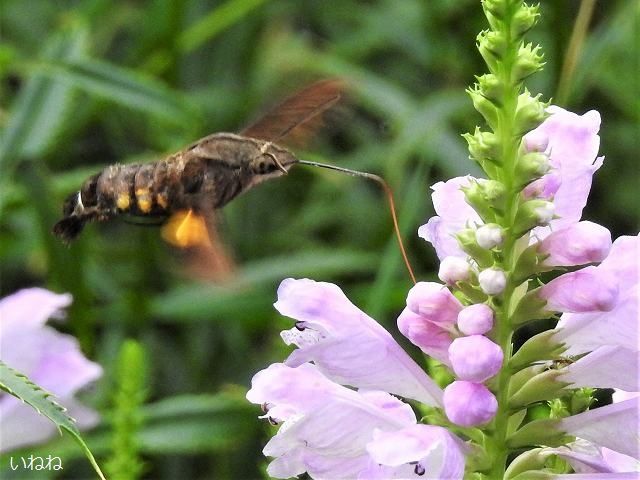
[248,142,298,185]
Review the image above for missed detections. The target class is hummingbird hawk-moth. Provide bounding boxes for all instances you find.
[52,79,416,282]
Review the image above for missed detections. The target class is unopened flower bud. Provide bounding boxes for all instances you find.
[457,303,494,335]
[538,221,612,267]
[513,199,555,236]
[444,381,498,427]
[478,267,506,295]
[467,85,499,129]
[523,129,549,153]
[476,74,503,103]
[456,228,494,267]
[511,4,540,39]
[463,179,506,221]
[406,282,463,327]
[464,127,500,164]
[514,43,544,81]
[515,152,551,188]
[477,29,507,63]
[449,335,503,382]
[515,90,548,134]
[438,256,472,285]
[475,223,504,249]
[482,0,507,19]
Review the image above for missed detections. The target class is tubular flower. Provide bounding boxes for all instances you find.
[0,288,102,452]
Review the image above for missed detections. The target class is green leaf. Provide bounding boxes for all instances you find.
[0,21,88,174]
[178,0,268,53]
[31,58,197,125]
[0,361,105,480]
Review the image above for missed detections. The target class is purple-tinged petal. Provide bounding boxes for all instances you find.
[366,424,465,479]
[546,474,640,479]
[539,266,619,313]
[443,381,497,427]
[457,304,494,335]
[559,346,639,392]
[523,171,562,201]
[419,176,481,260]
[250,364,420,479]
[527,107,603,239]
[597,235,639,294]
[558,398,640,459]
[274,278,443,405]
[448,335,503,382]
[406,282,463,328]
[555,288,637,355]
[0,288,72,332]
[397,307,453,365]
[613,390,640,403]
[538,221,612,267]
[544,440,640,474]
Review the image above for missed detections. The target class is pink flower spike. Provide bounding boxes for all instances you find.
[448,335,503,382]
[560,346,639,392]
[559,398,640,459]
[366,424,466,479]
[538,221,612,267]
[418,176,482,260]
[443,381,498,427]
[528,106,604,240]
[397,307,453,366]
[457,304,494,335]
[406,282,463,327]
[275,278,443,405]
[539,266,619,313]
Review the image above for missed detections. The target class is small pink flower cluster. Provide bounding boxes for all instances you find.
[398,283,501,426]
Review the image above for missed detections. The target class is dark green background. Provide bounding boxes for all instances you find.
[1,0,637,478]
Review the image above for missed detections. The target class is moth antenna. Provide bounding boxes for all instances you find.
[298,160,417,284]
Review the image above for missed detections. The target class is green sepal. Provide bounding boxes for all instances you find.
[514,43,545,81]
[510,330,567,371]
[508,364,543,398]
[482,0,508,21]
[511,472,556,480]
[467,84,499,129]
[506,409,528,437]
[456,228,495,268]
[512,242,551,284]
[512,199,554,237]
[477,29,508,69]
[504,448,550,480]
[463,179,506,221]
[509,369,570,408]
[514,89,548,134]
[511,4,540,40]
[455,280,489,304]
[514,152,550,189]
[464,127,500,165]
[510,286,549,326]
[476,73,504,104]
[507,417,571,449]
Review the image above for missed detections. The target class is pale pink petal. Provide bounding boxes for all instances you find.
[539,266,619,313]
[405,282,463,328]
[397,307,452,366]
[560,346,639,392]
[443,381,497,427]
[527,106,603,239]
[555,288,638,355]
[559,398,640,459]
[0,288,72,333]
[539,221,612,267]
[275,278,443,405]
[419,176,481,259]
[597,235,639,294]
[448,335,503,382]
[366,424,465,479]
[545,440,640,474]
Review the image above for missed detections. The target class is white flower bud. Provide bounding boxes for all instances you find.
[438,256,471,285]
[478,268,507,295]
[534,201,555,225]
[475,224,504,249]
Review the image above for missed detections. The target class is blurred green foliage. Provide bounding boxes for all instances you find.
[0,0,637,478]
